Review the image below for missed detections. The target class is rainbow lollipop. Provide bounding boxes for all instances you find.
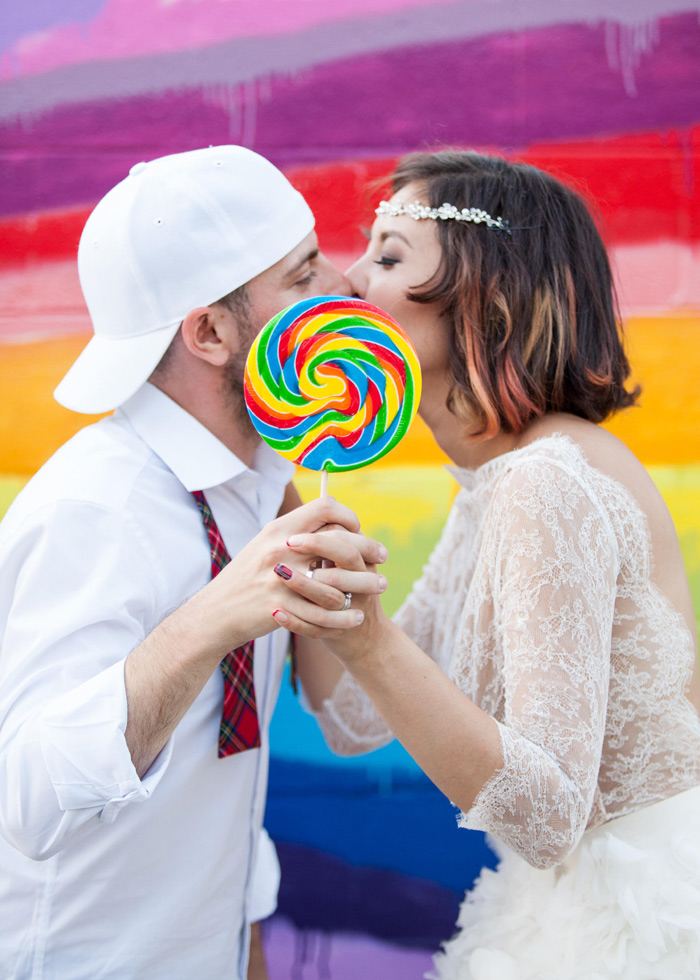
[244,296,421,491]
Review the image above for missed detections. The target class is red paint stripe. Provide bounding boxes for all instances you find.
[522,129,700,245]
[289,130,700,248]
[1,128,697,268]
[0,205,91,268]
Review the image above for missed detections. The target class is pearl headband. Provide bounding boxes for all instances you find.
[376,199,509,234]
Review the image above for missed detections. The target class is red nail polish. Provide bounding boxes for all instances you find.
[274,564,292,580]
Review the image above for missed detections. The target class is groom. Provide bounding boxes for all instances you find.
[0,145,355,979]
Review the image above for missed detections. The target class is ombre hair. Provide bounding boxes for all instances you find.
[390,151,639,438]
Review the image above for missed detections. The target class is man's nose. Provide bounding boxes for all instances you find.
[332,270,353,296]
[345,257,365,299]
[318,254,353,296]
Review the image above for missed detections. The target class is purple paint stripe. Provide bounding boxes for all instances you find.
[2,0,693,88]
[257,14,700,160]
[1,0,691,110]
[2,0,107,54]
[263,916,435,980]
[1,13,698,216]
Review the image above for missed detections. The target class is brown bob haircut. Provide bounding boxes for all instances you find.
[390,151,639,438]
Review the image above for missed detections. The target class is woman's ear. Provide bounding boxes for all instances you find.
[180,305,232,366]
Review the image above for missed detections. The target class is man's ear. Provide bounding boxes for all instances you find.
[180,306,232,366]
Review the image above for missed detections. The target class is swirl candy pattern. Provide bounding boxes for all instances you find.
[244,296,422,472]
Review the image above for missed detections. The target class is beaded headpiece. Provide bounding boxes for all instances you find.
[376,199,509,234]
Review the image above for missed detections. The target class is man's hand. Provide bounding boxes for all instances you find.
[124,495,386,775]
[196,495,387,650]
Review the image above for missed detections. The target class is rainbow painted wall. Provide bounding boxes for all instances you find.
[1,2,699,976]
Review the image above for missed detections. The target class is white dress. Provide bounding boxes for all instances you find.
[314,434,700,979]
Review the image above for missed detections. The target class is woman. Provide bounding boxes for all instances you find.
[274,151,700,978]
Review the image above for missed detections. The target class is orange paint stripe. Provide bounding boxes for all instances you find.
[0,314,698,475]
[604,313,700,466]
[0,336,107,474]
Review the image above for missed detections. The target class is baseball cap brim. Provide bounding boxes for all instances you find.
[54,320,181,415]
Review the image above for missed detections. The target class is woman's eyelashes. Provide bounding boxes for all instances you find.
[374,256,399,268]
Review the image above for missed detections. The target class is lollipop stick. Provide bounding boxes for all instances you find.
[320,469,329,498]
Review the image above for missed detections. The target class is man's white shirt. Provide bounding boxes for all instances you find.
[0,383,294,979]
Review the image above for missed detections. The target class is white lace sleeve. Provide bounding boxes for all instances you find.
[313,670,393,755]
[314,501,464,755]
[460,459,619,869]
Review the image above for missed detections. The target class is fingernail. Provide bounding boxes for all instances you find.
[272,609,289,624]
[274,564,292,580]
[355,610,364,624]
[378,545,388,562]
[287,535,303,547]
[378,575,387,592]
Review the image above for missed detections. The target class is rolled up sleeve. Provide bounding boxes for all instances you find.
[0,499,173,859]
[40,659,172,817]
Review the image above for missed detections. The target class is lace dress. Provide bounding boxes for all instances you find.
[314,435,700,979]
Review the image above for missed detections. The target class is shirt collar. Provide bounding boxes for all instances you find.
[118,383,295,492]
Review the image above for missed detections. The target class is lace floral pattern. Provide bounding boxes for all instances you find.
[314,669,393,755]
[317,436,700,868]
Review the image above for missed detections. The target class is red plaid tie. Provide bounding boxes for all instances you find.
[192,490,261,758]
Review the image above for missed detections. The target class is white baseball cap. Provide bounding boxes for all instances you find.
[54,145,315,413]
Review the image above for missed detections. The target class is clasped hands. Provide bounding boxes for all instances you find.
[202,495,387,654]
[270,495,387,641]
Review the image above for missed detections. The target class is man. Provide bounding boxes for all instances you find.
[0,146,380,979]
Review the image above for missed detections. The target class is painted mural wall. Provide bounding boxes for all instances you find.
[1,2,699,977]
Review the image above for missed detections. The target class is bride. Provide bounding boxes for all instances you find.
[274,150,700,978]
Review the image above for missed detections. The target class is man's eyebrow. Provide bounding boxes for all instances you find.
[283,248,319,279]
[379,230,412,248]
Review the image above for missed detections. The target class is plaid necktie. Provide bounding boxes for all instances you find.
[191,490,261,758]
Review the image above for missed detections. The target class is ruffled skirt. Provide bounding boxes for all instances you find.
[429,786,700,980]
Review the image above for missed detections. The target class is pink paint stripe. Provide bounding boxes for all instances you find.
[1,242,698,344]
[2,0,443,79]
[1,0,693,82]
[0,260,89,342]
